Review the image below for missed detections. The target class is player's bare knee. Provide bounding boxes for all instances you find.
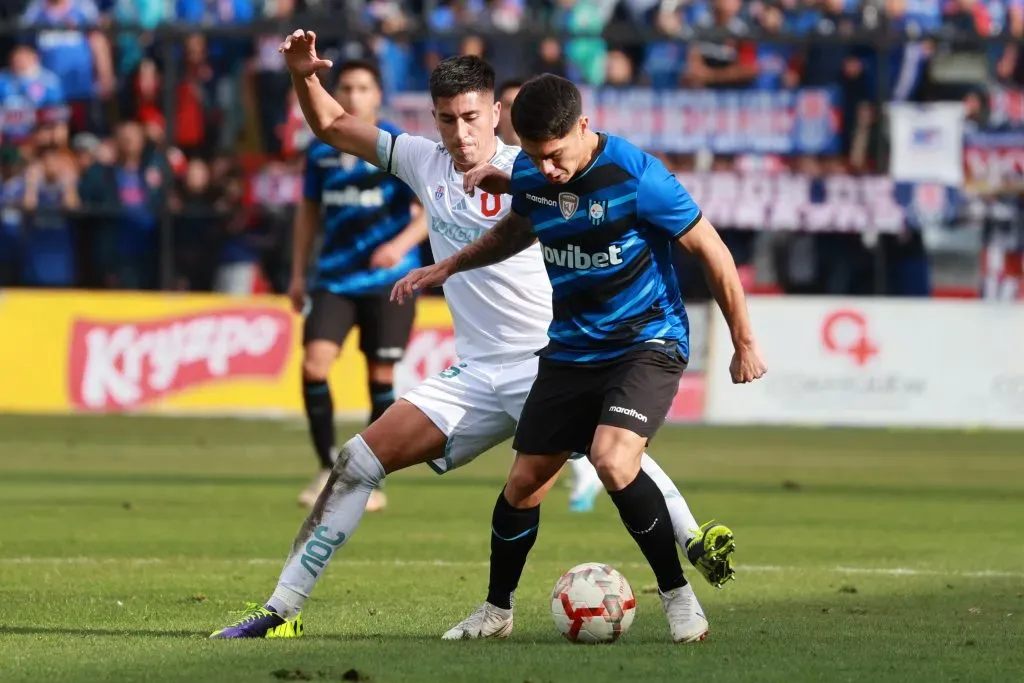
[589,430,644,490]
[361,400,447,474]
[301,355,333,383]
[505,455,564,507]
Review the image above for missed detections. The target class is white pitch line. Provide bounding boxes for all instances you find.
[1,557,1022,579]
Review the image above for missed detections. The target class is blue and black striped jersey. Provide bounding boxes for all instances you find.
[303,120,418,295]
[510,133,701,363]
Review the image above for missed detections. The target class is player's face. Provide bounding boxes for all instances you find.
[433,90,500,171]
[10,46,37,74]
[497,87,520,145]
[335,69,382,122]
[520,117,590,184]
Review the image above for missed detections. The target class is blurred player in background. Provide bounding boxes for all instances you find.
[210,34,734,640]
[290,59,427,511]
[495,80,521,145]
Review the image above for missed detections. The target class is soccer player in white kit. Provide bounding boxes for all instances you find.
[210,31,736,640]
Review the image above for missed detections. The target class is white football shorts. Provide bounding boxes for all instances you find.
[401,354,541,474]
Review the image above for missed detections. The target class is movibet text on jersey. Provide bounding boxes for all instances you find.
[542,243,624,270]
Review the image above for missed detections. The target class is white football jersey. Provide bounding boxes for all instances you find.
[378,132,552,363]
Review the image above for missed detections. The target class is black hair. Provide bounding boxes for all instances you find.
[336,59,383,91]
[428,55,495,101]
[510,74,582,142]
[496,79,524,101]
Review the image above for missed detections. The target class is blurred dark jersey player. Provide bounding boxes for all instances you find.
[303,126,418,294]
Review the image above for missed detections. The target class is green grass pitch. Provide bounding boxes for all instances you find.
[1,414,1022,683]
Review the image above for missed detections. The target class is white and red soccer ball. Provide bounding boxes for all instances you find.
[550,562,636,643]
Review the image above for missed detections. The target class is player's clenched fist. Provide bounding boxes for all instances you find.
[729,343,767,384]
[390,262,455,304]
[278,29,333,77]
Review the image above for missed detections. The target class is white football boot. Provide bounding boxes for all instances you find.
[660,583,709,643]
[442,602,514,640]
[297,468,332,508]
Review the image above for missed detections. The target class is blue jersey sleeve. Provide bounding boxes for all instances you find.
[302,146,321,203]
[637,158,702,239]
[509,151,533,216]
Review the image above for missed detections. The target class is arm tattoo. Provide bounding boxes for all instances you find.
[450,213,537,274]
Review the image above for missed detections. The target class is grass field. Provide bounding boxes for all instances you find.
[1,415,1023,683]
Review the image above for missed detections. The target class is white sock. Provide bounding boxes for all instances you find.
[639,452,700,550]
[269,434,384,619]
[568,455,601,496]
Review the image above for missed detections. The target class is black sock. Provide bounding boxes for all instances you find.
[368,381,395,424]
[608,469,687,594]
[486,489,540,610]
[303,379,335,469]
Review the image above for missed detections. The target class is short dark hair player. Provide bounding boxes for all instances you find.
[396,73,767,643]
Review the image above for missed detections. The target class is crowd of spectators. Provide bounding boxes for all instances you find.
[1,0,1022,296]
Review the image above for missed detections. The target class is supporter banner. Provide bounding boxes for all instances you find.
[243,163,968,235]
[385,88,842,155]
[704,298,1024,429]
[678,172,960,233]
[964,128,1024,194]
[0,291,452,417]
[889,102,965,186]
[988,86,1024,128]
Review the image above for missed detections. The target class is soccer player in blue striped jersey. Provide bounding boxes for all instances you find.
[290,59,428,512]
[395,74,767,643]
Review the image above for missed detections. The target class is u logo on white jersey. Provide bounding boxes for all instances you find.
[480,193,501,217]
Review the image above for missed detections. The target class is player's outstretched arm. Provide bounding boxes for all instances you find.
[678,216,767,384]
[280,30,381,165]
[390,211,536,303]
[450,211,536,272]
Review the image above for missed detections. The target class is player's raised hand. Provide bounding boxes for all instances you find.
[279,30,333,78]
[462,163,511,197]
[390,262,454,304]
[729,343,767,384]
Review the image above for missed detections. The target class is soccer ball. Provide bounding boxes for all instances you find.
[550,562,636,643]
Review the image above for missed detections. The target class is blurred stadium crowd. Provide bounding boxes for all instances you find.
[1,0,1022,297]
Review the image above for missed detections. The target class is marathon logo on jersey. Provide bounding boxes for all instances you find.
[526,192,558,207]
[542,243,623,270]
[322,187,385,208]
[67,308,292,411]
[558,192,579,220]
